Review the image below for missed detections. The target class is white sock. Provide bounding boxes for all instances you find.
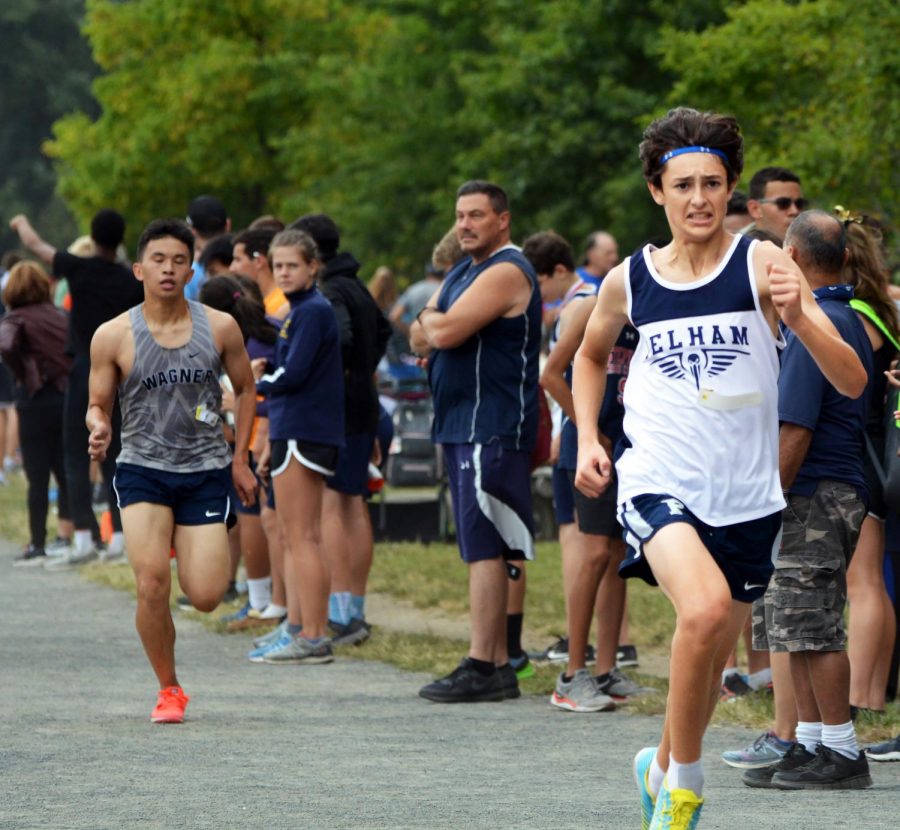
[107,532,125,555]
[668,756,704,795]
[796,721,823,754]
[260,603,287,619]
[74,530,93,555]
[721,668,741,684]
[747,668,772,690]
[822,721,860,759]
[648,754,665,798]
[247,577,272,611]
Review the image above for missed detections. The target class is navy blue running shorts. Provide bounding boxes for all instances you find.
[567,468,622,539]
[113,462,231,526]
[326,432,375,497]
[443,441,535,563]
[270,439,339,479]
[617,493,782,603]
[552,464,575,525]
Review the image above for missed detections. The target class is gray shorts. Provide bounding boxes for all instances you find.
[756,480,864,653]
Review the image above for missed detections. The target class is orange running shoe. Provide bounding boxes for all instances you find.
[151,686,190,723]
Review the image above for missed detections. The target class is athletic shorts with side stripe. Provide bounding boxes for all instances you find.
[618,493,782,603]
[270,439,338,479]
[443,441,535,563]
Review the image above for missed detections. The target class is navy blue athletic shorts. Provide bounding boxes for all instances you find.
[443,441,535,563]
[617,493,782,603]
[552,465,575,525]
[113,462,231,526]
[326,432,374,496]
[270,439,339,479]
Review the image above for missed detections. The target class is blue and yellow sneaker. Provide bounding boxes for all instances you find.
[649,777,703,830]
[634,747,658,830]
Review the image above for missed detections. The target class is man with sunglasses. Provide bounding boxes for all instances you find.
[747,167,808,245]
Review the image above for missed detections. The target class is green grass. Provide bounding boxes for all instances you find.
[5,479,898,742]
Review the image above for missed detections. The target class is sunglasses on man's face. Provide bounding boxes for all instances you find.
[758,197,809,211]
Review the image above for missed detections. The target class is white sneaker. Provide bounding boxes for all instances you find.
[45,548,98,570]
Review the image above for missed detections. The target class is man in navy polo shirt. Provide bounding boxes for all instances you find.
[411,180,542,703]
[744,210,874,791]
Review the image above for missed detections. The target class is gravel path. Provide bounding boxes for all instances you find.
[2,539,897,829]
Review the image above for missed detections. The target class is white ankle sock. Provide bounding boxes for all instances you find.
[648,754,665,798]
[796,721,822,754]
[747,668,772,690]
[247,577,272,611]
[668,757,704,795]
[74,530,93,555]
[822,721,859,759]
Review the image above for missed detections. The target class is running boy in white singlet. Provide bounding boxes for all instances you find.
[87,218,258,724]
[572,108,866,828]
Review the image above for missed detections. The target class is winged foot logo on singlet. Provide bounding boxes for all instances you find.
[648,323,749,390]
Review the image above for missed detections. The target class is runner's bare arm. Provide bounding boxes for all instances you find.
[9,214,56,265]
[756,243,867,399]
[415,262,531,350]
[216,313,258,505]
[572,266,629,498]
[86,321,123,462]
[540,296,595,425]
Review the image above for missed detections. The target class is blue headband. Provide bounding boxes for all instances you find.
[660,146,729,165]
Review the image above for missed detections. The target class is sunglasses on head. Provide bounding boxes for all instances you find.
[758,197,809,211]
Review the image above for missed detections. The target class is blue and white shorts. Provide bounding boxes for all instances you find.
[618,493,782,603]
[443,441,535,563]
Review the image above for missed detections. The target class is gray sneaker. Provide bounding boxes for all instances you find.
[595,667,653,700]
[262,634,334,664]
[45,548,98,570]
[550,668,616,712]
[253,619,289,648]
[722,731,791,769]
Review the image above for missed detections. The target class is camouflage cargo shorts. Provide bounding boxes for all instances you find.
[753,480,864,653]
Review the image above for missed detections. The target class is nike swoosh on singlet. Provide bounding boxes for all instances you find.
[188,352,199,359]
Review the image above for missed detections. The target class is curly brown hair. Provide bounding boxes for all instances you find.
[639,107,743,188]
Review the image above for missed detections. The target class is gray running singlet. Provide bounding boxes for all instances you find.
[117,301,232,472]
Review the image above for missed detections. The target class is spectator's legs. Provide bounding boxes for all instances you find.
[17,397,57,547]
[593,537,627,674]
[469,557,509,665]
[63,356,100,544]
[848,516,895,711]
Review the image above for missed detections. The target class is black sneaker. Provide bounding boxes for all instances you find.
[419,658,505,703]
[13,544,47,567]
[742,742,815,788]
[328,617,371,646]
[528,636,595,664]
[772,744,872,790]
[720,672,754,702]
[616,644,639,668]
[496,663,521,700]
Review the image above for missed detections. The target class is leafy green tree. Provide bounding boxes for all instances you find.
[659,0,900,233]
[0,0,98,253]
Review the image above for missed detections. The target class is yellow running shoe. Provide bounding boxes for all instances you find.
[649,777,703,829]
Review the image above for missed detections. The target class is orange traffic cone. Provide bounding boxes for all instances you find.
[100,510,114,544]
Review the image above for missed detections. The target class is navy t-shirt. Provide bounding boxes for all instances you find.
[778,284,872,499]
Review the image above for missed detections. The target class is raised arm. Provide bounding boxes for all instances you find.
[216,312,258,506]
[9,215,57,266]
[758,243,867,399]
[572,265,629,497]
[86,322,124,462]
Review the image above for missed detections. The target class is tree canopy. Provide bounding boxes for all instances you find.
[33,0,899,276]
